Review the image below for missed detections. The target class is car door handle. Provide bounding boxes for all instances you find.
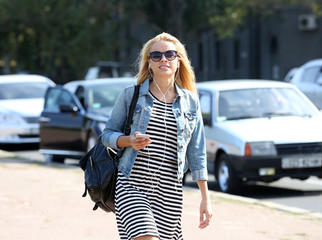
[39,116,51,123]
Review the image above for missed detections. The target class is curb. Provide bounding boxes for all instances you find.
[213,191,322,220]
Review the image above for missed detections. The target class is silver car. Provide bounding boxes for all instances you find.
[284,59,322,110]
[197,80,322,193]
[0,74,55,144]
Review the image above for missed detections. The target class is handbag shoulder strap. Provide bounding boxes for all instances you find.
[123,84,140,136]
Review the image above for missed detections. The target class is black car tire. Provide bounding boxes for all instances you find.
[45,154,65,164]
[215,153,240,193]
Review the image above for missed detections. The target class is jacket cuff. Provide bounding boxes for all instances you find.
[191,169,208,181]
[109,132,124,150]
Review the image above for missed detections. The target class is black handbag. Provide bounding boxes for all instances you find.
[79,84,140,213]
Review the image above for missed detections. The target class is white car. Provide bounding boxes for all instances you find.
[197,80,322,193]
[0,74,55,144]
[284,59,322,110]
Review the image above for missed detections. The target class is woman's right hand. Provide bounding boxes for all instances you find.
[130,132,152,150]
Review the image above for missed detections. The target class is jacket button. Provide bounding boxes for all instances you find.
[180,129,184,133]
[180,145,183,149]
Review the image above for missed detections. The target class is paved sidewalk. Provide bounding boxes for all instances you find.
[1,151,322,240]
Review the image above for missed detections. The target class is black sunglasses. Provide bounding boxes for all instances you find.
[149,50,178,62]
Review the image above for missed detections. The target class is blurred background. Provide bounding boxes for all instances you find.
[1,0,322,84]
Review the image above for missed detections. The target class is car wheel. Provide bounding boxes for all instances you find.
[215,154,240,193]
[86,132,97,152]
[45,154,65,164]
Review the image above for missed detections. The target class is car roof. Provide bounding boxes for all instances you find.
[301,58,322,68]
[64,77,137,88]
[197,79,294,91]
[0,74,55,85]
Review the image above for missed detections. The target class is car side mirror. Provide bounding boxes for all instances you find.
[59,104,79,113]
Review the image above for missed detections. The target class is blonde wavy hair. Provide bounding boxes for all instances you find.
[136,32,197,93]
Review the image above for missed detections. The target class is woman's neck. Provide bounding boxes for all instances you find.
[153,76,174,92]
[150,77,176,103]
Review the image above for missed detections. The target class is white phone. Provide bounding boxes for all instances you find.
[136,134,150,139]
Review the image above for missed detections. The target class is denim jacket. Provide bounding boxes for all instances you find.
[101,79,208,181]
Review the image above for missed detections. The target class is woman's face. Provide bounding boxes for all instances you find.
[148,40,179,79]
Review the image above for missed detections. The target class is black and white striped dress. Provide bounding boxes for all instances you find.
[115,93,183,240]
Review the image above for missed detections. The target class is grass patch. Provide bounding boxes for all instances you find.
[256,230,268,235]
[294,232,306,237]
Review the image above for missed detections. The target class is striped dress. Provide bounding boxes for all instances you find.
[115,93,183,240]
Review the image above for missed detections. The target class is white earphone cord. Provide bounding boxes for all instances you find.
[145,79,173,193]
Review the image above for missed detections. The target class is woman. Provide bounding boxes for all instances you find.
[101,32,212,240]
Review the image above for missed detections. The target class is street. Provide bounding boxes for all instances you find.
[1,147,322,240]
[5,144,322,215]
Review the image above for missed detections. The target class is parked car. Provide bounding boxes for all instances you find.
[39,77,136,163]
[85,61,121,80]
[284,59,322,110]
[197,80,322,193]
[0,74,55,144]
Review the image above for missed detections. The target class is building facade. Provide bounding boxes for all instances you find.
[188,5,322,82]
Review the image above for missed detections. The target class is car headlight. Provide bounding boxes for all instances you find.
[0,113,25,124]
[245,142,277,156]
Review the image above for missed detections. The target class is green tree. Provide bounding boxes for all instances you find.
[0,0,116,83]
[1,0,321,82]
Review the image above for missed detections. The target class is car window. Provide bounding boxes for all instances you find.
[44,88,77,112]
[218,94,230,120]
[198,90,212,125]
[301,66,321,83]
[87,84,125,114]
[218,87,318,121]
[0,82,50,99]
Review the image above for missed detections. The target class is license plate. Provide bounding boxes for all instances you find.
[282,154,322,169]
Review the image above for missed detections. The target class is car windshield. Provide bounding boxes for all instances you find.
[217,87,319,121]
[0,82,50,100]
[87,84,126,114]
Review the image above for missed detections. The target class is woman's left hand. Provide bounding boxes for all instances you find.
[199,198,213,229]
